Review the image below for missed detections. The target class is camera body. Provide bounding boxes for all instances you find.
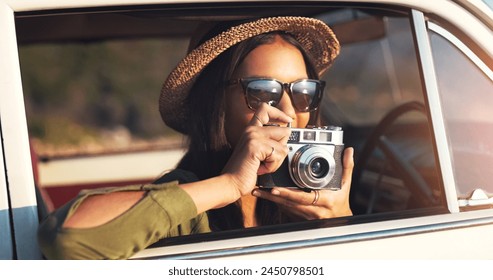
[258,125,344,191]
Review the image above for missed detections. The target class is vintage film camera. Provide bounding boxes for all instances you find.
[258,125,344,191]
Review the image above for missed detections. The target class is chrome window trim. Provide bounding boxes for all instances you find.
[411,10,460,213]
[134,213,493,259]
[427,21,493,82]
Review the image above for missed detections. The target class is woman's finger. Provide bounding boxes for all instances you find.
[341,147,354,192]
[275,187,322,205]
[259,125,292,144]
[257,139,289,175]
[254,187,319,206]
[252,189,321,219]
[248,103,293,126]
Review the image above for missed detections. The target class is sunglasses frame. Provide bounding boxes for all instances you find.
[228,78,326,112]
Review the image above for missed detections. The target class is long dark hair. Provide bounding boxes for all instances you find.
[177,30,320,231]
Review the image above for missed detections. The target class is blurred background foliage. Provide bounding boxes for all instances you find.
[19,38,189,156]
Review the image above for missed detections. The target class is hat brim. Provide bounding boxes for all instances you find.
[159,16,340,134]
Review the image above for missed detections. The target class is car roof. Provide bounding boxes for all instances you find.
[12,0,493,45]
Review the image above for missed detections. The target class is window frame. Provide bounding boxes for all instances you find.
[410,10,459,213]
[0,2,42,260]
[426,20,493,208]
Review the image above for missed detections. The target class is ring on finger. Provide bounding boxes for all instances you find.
[252,114,262,125]
[311,189,320,205]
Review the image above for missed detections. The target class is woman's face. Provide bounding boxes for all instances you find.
[225,36,311,148]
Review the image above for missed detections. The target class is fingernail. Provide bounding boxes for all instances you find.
[252,190,261,197]
[271,189,280,195]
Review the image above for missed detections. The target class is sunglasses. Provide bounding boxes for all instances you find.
[227,78,325,112]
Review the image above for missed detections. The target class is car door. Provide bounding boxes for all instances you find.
[0,1,42,260]
[2,0,493,260]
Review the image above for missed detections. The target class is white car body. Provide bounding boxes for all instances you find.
[1,0,493,260]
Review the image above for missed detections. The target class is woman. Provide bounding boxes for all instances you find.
[37,16,354,259]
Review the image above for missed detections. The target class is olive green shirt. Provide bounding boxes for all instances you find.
[37,170,210,260]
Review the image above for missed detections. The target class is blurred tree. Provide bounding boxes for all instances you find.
[19,38,188,155]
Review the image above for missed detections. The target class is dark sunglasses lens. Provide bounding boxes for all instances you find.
[291,81,322,111]
[245,80,283,109]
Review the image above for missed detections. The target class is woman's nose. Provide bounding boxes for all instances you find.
[276,93,297,123]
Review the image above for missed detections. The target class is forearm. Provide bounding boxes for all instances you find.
[179,173,240,214]
[62,174,239,229]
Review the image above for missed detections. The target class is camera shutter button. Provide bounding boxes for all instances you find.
[324,125,342,131]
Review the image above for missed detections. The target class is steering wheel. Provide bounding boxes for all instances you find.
[351,101,439,214]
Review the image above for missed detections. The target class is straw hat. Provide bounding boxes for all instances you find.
[159,16,340,134]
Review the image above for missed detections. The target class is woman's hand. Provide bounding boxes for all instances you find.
[222,103,292,198]
[181,103,292,213]
[252,147,354,219]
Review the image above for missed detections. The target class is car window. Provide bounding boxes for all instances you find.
[20,38,187,157]
[320,8,443,215]
[16,4,447,246]
[321,10,424,126]
[18,15,191,209]
[428,23,493,205]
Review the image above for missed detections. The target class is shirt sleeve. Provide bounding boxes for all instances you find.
[37,170,210,260]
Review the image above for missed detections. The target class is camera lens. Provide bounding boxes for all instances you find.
[290,145,336,189]
[309,158,329,178]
